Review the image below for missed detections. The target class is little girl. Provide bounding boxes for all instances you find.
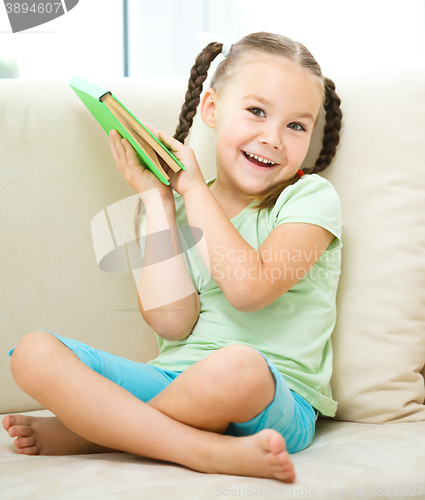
[3,32,342,483]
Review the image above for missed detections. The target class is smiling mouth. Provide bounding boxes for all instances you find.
[242,151,277,168]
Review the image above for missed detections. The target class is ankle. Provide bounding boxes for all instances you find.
[209,434,235,474]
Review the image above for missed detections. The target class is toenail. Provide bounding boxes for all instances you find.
[10,417,15,426]
[16,440,20,446]
[10,428,15,436]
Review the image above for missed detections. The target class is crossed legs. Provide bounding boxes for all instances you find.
[2,331,296,482]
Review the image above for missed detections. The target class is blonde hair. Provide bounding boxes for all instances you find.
[135,32,342,239]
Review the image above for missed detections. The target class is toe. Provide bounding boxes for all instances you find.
[14,436,36,449]
[8,414,35,426]
[2,415,15,431]
[17,445,39,456]
[267,429,287,454]
[9,425,34,438]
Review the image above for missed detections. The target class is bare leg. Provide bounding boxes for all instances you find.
[3,344,274,453]
[146,343,277,433]
[4,332,296,482]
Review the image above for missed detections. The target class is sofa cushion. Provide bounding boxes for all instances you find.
[2,410,425,498]
[187,67,425,423]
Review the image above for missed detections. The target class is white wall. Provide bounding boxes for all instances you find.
[127,0,241,78]
[128,0,425,78]
[0,0,122,80]
[1,0,424,80]
[240,0,425,75]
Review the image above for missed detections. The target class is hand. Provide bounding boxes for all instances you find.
[109,129,173,201]
[142,123,206,197]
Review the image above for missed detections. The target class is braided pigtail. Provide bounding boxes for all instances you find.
[309,77,342,174]
[134,42,223,249]
[174,42,224,144]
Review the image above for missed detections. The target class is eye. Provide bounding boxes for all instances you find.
[248,107,266,117]
[288,122,306,131]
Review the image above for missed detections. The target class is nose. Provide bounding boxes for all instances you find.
[257,123,283,150]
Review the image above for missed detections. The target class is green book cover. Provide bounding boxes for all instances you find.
[69,76,185,185]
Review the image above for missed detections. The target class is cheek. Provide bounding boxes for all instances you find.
[216,124,245,157]
[288,136,311,163]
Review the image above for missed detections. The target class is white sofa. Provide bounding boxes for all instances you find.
[1,68,425,499]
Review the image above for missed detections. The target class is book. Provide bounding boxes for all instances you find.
[69,76,184,185]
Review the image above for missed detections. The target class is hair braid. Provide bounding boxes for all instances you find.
[311,77,342,174]
[174,42,223,144]
[134,34,344,241]
[134,43,223,246]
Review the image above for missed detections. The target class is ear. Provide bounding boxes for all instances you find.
[200,88,218,129]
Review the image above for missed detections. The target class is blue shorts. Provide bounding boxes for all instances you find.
[9,331,318,454]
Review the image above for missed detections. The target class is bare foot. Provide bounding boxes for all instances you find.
[2,414,116,456]
[3,415,296,481]
[212,429,296,482]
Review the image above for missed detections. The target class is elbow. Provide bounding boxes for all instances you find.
[140,309,195,341]
[158,329,192,342]
[157,311,199,341]
[138,292,200,341]
[231,298,261,313]
[228,287,261,313]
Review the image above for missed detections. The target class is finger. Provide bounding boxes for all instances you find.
[157,130,178,151]
[110,131,130,165]
[142,122,159,137]
[109,133,124,170]
[121,138,144,170]
[109,128,123,145]
[142,123,178,152]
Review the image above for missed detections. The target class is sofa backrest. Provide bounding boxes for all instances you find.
[1,70,425,422]
[188,67,425,423]
[0,78,185,413]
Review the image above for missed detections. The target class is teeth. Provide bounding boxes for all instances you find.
[247,152,275,166]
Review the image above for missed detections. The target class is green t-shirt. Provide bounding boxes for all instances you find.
[146,174,342,417]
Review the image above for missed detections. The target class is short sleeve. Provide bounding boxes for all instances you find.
[271,174,342,251]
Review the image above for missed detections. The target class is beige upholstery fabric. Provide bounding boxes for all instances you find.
[1,72,425,497]
[1,410,425,499]
[0,78,186,413]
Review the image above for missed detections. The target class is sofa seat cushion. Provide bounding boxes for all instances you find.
[1,411,424,499]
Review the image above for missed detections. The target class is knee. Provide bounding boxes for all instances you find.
[10,331,56,385]
[202,345,273,402]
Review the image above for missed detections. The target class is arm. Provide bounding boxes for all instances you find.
[182,183,334,312]
[108,130,200,341]
[132,127,334,313]
[137,190,200,341]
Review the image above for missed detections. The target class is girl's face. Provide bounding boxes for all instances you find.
[201,55,324,199]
